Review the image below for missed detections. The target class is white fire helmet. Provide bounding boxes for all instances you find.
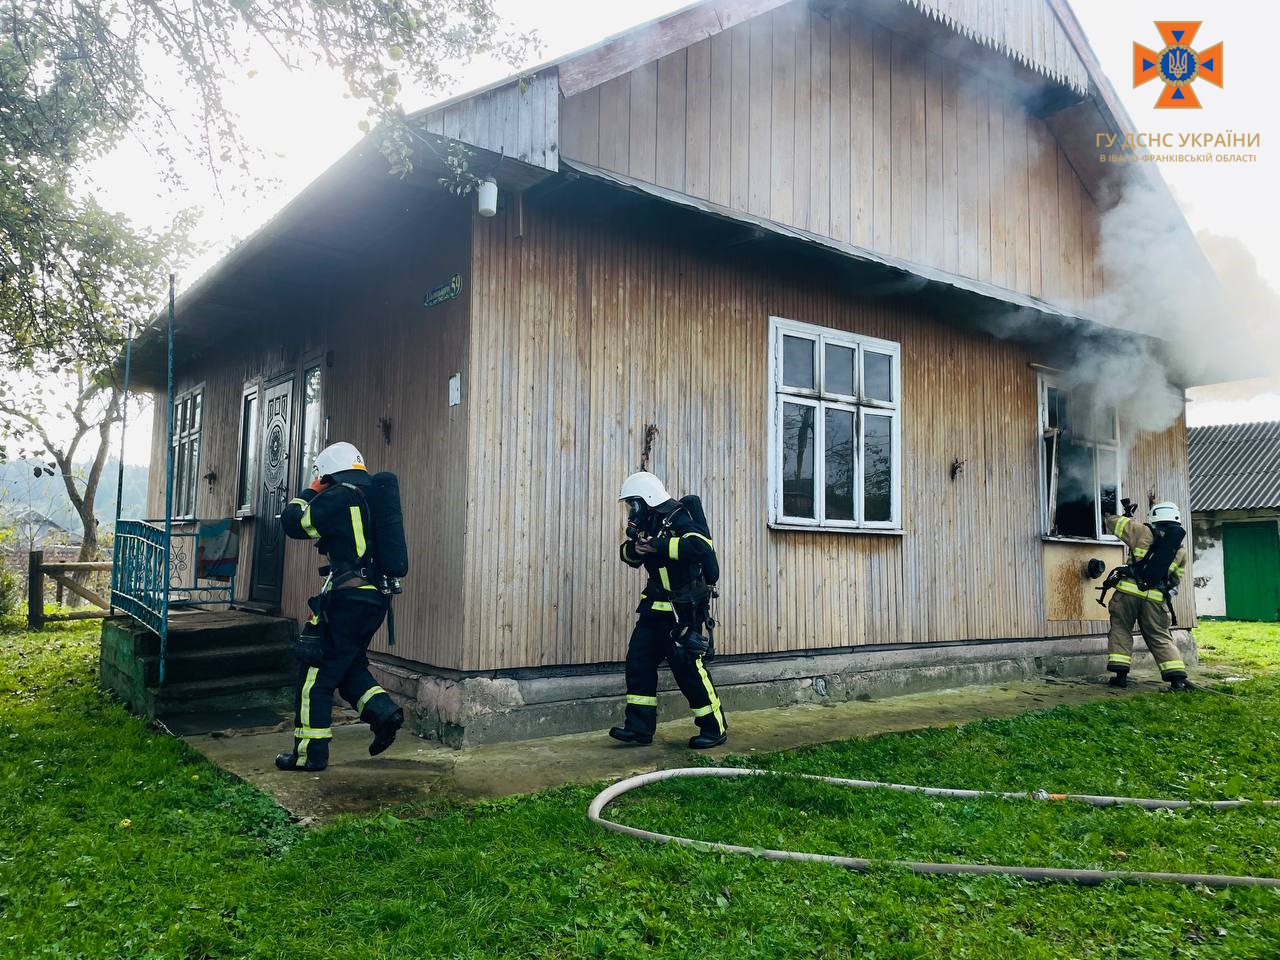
[312,442,367,482]
[1150,501,1181,524]
[618,471,670,507]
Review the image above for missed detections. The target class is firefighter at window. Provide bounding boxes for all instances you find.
[1100,499,1190,691]
[275,441,403,771]
[610,472,728,749]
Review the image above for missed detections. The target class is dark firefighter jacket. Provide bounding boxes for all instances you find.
[619,499,719,619]
[281,474,375,587]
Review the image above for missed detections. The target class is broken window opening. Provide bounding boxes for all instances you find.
[1039,376,1121,540]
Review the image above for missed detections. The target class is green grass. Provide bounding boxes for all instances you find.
[2,619,1279,958]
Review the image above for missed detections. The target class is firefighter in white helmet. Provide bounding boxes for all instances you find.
[1101,499,1190,691]
[610,471,728,748]
[275,441,403,771]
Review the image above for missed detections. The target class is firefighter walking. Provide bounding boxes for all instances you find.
[1101,499,1190,691]
[610,472,728,749]
[275,441,404,771]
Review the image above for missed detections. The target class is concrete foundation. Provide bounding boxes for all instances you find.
[372,629,1198,748]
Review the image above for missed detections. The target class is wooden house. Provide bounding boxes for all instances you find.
[126,0,1209,745]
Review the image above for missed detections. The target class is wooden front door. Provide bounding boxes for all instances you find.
[1224,521,1280,622]
[250,377,294,605]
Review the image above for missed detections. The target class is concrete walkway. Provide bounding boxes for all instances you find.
[183,671,1178,823]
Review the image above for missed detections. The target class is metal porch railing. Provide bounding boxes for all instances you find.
[111,519,237,684]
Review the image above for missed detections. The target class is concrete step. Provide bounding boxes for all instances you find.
[154,670,296,717]
[141,641,294,686]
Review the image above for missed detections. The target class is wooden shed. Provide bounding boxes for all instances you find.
[127,0,1209,745]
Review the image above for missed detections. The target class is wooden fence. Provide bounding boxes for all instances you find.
[27,550,113,630]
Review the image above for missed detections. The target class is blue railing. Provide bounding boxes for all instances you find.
[111,519,237,684]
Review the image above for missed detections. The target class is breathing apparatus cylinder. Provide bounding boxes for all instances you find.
[366,472,409,583]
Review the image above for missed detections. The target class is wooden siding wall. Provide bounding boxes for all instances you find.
[145,201,473,667]
[462,197,1190,672]
[422,71,560,172]
[559,1,1105,314]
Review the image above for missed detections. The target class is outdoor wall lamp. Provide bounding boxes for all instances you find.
[477,178,498,217]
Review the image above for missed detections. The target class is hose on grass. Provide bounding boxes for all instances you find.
[588,767,1280,889]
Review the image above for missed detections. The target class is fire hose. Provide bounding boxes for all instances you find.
[588,767,1280,889]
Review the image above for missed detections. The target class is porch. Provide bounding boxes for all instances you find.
[102,518,298,730]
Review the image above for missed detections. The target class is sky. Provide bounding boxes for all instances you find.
[83,0,1279,466]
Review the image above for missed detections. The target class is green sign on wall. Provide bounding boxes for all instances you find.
[424,273,462,308]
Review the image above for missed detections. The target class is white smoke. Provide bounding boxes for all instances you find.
[980,177,1280,448]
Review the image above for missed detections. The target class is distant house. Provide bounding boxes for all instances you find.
[122,0,1212,744]
[1189,422,1280,622]
[7,510,82,551]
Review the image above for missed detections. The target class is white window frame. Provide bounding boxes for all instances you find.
[768,316,902,531]
[1037,372,1122,541]
[235,380,260,518]
[170,384,204,521]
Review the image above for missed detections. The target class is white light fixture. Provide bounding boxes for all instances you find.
[477,178,498,217]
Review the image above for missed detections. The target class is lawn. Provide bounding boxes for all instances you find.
[2,618,1279,959]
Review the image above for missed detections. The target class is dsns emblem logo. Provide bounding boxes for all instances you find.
[1134,21,1223,108]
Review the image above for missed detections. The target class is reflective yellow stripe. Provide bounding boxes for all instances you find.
[1131,547,1148,559]
[1159,660,1186,672]
[1170,563,1184,576]
[650,601,675,612]
[1114,516,1129,538]
[356,686,387,713]
[357,584,379,590]
[626,694,658,707]
[668,536,680,560]
[308,614,321,625]
[1116,580,1164,602]
[684,533,715,549]
[294,726,333,739]
[694,658,725,733]
[296,738,309,764]
[659,567,671,592]
[691,703,717,717]
[350,506,367,557]
[300,506,319,540]
[288,497,309,508]
[300,666,319,728]
[1108,654,1132,663]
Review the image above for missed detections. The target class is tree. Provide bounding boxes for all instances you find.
[0,361,134,563]
[2,1,532,363]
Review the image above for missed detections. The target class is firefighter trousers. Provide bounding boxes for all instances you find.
[290,590,399,767]
[1106,591,1187,681]
[622,616,726,737]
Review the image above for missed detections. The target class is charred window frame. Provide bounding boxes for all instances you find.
[768,317,902,531]
[235,381,260,517]
[1038,373,1121,540]
[170,385,204,520]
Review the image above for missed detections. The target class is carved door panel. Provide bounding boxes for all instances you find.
[249,378,293,605]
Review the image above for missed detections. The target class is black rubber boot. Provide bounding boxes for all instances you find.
[609,726,653,745]
[369,708,404,756]
[274,752,327,772]
[691,727,732,752]
[1108,671,1130,689]
[1168,677,1191,692]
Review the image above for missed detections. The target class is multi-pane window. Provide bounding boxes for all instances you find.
[171,387,203,519]
[298,365,324,488]
[769,317,901,530]
[236,385,259,515]
[1038,373,1121,539]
